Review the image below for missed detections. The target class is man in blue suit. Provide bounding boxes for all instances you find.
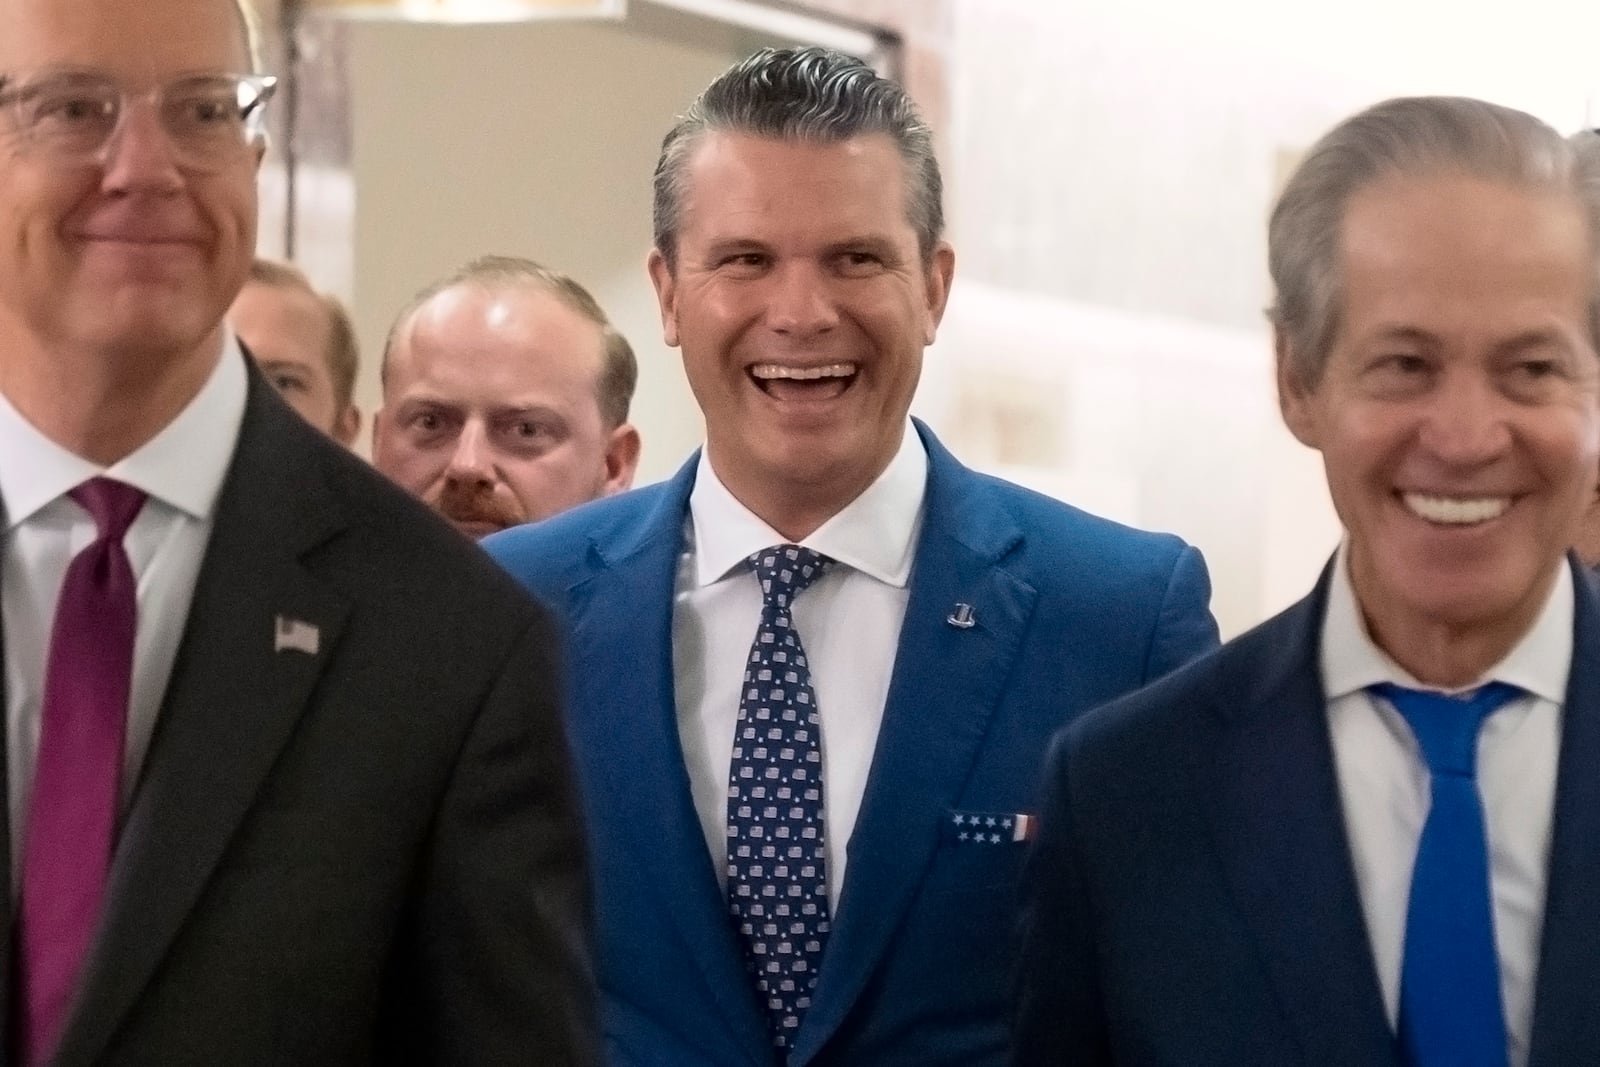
[1015,98,1600,1067]
[488,46,1218,1066]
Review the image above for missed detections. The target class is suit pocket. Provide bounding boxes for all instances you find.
[940,808,1033,846]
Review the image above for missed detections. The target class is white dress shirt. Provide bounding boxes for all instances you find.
[1,341,247,873]
[673,424,928,909]
[1322,546,1567,1067]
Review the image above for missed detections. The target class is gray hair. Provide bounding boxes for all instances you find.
[383,255,637,428]
[1269,96,1600,389]
[652,46,943,270]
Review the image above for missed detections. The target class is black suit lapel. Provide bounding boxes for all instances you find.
[1208,569,1399,1066]
[53,373,350,1067]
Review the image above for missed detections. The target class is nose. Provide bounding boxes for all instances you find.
[444,420,495,488]
[98,99,184,195]
[1417,369,1513,467]
[765,262,839,339]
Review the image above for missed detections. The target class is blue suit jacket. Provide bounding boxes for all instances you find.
[1014,557,1600,1066]
[488,422,1218,1066]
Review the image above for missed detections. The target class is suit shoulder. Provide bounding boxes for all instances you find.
[953,471,1203,615]
[483,481,681,596]
[1058,604,1306,793]
[968,470,1194,563]
[305,438,548,626]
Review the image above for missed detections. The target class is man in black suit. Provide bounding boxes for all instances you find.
[0,0,597,1063]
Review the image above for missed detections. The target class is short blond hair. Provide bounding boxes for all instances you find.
[246,258,360,411]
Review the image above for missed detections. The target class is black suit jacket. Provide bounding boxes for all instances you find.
[1014,557,1600,1066]
[0,364,599,1065]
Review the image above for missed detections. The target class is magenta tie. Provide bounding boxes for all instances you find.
[17,478,145,1066]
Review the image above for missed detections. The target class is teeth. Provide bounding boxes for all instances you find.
[1403,493,1510,525]
[750,363,856,381]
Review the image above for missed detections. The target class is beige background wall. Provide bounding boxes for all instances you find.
[344,18,754,477]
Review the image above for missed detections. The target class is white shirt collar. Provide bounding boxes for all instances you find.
[1321,540,1572,705]
[0,335,249,529]
[688,421,929,588]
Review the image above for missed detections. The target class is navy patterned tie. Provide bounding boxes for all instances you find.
[726,544,832,1053]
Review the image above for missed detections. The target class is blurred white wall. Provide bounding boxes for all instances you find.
[928,0,1600,635]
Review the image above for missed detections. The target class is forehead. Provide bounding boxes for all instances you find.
[391,284,606,399]
[1337,173,1593,340]
[0,0,250,75]
[676,131,915,246]
[232,282,332,360]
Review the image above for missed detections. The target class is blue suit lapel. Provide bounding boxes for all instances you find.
[1527,558,1600,1066]
[793,426,1037,1062]
[565,457,770,1060]
[1208,564,1398,1066]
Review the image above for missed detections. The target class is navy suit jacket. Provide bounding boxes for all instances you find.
[488,421,1218,1066]
[1014,557,1600,1066]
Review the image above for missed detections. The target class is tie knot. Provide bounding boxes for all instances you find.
[748,544,831,609]
[1369,681,1523,778]
[69,477,147,543]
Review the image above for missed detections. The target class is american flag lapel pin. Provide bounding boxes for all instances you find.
[274,615,320,656]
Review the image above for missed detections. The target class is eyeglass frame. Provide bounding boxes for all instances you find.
[0,70,278,171]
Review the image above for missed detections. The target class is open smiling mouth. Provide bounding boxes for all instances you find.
[749,362,859,401]
[1402,492,1512,526]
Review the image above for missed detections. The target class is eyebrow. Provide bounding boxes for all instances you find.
[257,358,316,375]
[701,237,771,259]
[1361,325,1435,347]
[1489,330,1574,358]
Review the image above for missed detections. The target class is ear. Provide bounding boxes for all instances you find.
[333,404,362,450]
[646,248,680,348]
[921,242,956,346]
[1275,327,1322,449]
[601,422,642,495]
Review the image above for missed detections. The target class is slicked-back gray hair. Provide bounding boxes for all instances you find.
[383,255,638,429]
[1270,96,1600,389]
[652,46,943,270]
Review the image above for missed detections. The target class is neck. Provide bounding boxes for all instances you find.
[0,328,222,466]
[710,460,877,545]
[1358,567,1561,689]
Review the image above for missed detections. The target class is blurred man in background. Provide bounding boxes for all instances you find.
[229,257,360,446]
[374,255,639,537]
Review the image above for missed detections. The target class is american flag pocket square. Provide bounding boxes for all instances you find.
[943,810,1034,845]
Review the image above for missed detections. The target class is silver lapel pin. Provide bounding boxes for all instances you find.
[946,603,976,629]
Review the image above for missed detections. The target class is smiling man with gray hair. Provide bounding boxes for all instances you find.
[1016,98,1600,1067]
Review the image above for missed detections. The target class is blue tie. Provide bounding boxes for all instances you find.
[1369,681,1523,1067]
[726,545,832,1054]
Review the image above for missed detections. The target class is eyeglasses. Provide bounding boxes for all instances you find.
[0,71,277,171]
